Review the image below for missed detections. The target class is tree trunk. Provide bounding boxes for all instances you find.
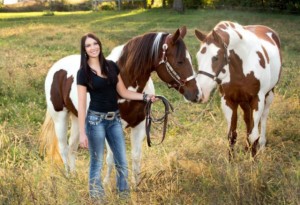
[162,0,166,8]
[173,0,184,13]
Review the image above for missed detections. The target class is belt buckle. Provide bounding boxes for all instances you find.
[105,112,115,120]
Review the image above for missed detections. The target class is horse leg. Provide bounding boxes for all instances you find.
[248,93,265,157]
[240,102,254,153]
[130,120,146,186]
[259,90,274,150]
[68,114,79,172]
[103,140,114,185]
[221,98,238,160]
[52,111,69,171]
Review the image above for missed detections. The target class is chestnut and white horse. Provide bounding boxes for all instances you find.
[195,21,281,157]
[40,26,200,185]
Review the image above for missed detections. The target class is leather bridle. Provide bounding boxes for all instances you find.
[157,35,196,90]
[197,43,229,85]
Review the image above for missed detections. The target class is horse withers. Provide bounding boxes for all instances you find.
[40,26,200,185]
[194,21,282,157]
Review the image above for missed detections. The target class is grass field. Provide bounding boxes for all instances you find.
[0,9,299,205]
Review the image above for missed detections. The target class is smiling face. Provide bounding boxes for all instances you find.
[84,37,101,58]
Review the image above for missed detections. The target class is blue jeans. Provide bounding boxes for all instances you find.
[85,110,129,198]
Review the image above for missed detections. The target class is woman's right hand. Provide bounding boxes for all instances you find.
[79,133,89,149]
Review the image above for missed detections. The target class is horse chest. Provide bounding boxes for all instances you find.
[220,80,260,103]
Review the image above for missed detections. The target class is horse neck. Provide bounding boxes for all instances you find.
[120,32,167,88]
[227,26,258,59]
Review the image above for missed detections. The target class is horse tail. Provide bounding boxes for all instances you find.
[39,111,63,164]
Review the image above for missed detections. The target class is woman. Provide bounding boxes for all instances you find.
[77,33,155,200]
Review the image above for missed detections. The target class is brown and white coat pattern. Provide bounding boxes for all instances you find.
[195,21,281,156]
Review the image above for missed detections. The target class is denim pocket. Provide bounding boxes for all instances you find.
[87,114,103,125]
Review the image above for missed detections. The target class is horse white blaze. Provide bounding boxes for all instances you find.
[196,44,220,102]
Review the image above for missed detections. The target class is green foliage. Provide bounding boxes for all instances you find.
[43,10,55,16]
[97,2,117,10]
[0,0,299,12]
[211,0,300,13]
[183,0,202,9]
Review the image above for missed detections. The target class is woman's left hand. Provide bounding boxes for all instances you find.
[147,94,158,102]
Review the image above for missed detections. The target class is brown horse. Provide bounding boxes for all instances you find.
[40,26,200,185]
[195,21,282,157]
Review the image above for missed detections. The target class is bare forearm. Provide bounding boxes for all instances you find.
[78,108,86,135]
[77,85,87,135]
[119,89,143,101]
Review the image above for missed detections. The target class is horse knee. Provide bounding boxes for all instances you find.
[251,139,259,157]
[248,127,260,145]
[258,137,266,149]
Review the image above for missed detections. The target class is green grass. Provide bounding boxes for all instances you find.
[0,8,299,205]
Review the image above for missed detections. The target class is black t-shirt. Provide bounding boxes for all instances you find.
[77,60,120,112]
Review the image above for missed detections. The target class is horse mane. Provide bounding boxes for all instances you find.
[117,32,168,82]
[212,21,243,47]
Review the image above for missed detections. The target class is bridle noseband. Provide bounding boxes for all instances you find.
[157,35,196,90]
[197,43,229,85]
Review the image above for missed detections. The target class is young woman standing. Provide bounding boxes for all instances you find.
[77,33,155,201]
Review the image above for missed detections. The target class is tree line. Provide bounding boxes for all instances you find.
[0,0,299,13]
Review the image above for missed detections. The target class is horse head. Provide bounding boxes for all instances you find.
[154,26,200,103]
[195,28,229,103]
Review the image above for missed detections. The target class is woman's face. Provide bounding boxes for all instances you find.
[85,37,100,58]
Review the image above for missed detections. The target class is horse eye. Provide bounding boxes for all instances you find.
[177,61,183,65]
[212,56,218,62]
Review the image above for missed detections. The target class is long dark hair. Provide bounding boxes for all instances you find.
[79,33,118,88]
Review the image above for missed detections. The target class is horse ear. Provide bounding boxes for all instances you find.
[195,29,206,41]
[212,30,223,46]
[169,28,181,45]
[179,26,187,38]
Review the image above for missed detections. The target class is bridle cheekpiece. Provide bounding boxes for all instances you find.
[197,42,229,85]
[157,35,196,90]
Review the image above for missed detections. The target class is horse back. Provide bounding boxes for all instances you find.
[245,25,281,50]
[45,55,80,117]
[245,25,282,87]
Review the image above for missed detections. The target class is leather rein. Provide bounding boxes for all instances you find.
[145,95,174,147]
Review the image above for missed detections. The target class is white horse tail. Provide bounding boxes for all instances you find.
[39,111,63,164]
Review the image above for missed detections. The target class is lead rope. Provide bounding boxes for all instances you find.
[145,95,174,147]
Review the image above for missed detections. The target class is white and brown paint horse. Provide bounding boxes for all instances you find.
[195,21,281,157]
[40,26,200,185]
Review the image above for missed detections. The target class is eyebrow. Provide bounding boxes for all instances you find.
[85,42,98,46]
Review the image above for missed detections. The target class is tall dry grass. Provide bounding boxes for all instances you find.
[0,9,299,204]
